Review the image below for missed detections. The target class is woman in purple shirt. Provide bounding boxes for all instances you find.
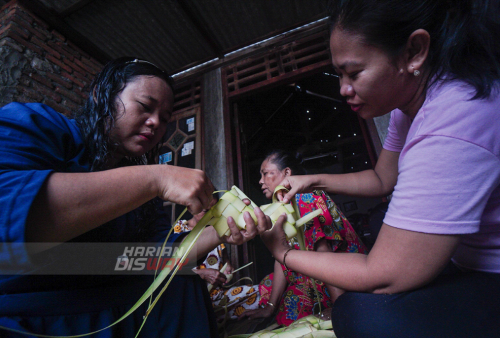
[262,0,500,337]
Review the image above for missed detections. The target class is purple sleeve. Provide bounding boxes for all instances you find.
[383,110,411,152]
[384,135,500,234]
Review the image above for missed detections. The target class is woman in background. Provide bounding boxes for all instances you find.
[240,150,366,326]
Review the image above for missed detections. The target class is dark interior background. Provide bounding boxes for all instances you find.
[235,67,383,280]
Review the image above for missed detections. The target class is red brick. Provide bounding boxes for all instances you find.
[72,69,90,82]
[50,29,66,42]
[62,98,81,111]
[4,31,43,56]
[2,30,23,44]
[57,41,80,60]
[6,21,29,39]
[0,7,16,24]
[62,57,86,75]
[73,57,99,75]
[0,23,13,37]
[1,1,19,12]
[44,99,71,116]
[20,37,44,56]
[73,87,89,99]
[32,81,62,103]
[46,54,73,73]
[32,36,61,59]
[79,57,103,73]
[29,72,54,89]
[60,70,85,88]
[48,40,74,61]
[17,15,50,42]
[46,72,73,89]
[29,11,49,30]
[77,90,89,100]
[13,6,33,24]
[17,85,43,102]
[0,37,24,52]
[55,84,83,104]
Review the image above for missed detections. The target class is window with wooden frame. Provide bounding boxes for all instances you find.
[160,78,202,224]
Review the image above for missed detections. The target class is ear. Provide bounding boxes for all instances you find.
[403,29,430,74]
[283,167,292,177]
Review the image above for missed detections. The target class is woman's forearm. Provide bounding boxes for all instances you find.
[279,149,399,203]
[313,149,400,197]
[313,170,391,197]
[26,166,159,243]
[274,224,460,294]
[190,226,223,260]
[269,260,288,305]
[25,164,214,247]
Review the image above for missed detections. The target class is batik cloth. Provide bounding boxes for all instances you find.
[175,220,260,320]
[259,191,367,326]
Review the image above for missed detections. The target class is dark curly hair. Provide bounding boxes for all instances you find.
[329,0,500,99]
[74,56,175,171]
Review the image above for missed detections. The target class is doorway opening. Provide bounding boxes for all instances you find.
[233,67,383,281]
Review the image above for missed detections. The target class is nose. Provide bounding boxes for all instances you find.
[339,80,354,98]
[145,113,161,129]
[259,176,264,185]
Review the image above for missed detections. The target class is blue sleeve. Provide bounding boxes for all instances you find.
[0,102,87,268]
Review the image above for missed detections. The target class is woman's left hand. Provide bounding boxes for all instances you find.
[221,206,272,245]
[260,213,289,263]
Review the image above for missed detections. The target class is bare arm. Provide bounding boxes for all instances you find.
[263,216,460,294]
[26,164,214,244]
[267,260,288,306]
[315,238,344,302]
[279,149,400,202]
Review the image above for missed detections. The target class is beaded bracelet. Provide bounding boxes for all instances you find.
[282,248,293,270]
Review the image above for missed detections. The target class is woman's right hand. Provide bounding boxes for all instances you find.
[152,165,214,214]
[276,175,317,203]
[238,305,275,320]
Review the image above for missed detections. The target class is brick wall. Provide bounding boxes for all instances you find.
[0,0,103,116]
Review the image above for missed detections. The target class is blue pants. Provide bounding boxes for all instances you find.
[332,263,500,338]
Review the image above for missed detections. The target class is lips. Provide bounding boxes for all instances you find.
[349,103,363,112]
[139,132,154,141]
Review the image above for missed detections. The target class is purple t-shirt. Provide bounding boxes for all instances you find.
[383,80,500,273]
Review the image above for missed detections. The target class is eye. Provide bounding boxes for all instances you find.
[348,71,361,80]
[138,102,151,112]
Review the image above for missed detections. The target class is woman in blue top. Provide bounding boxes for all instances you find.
[0,57,271,337]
